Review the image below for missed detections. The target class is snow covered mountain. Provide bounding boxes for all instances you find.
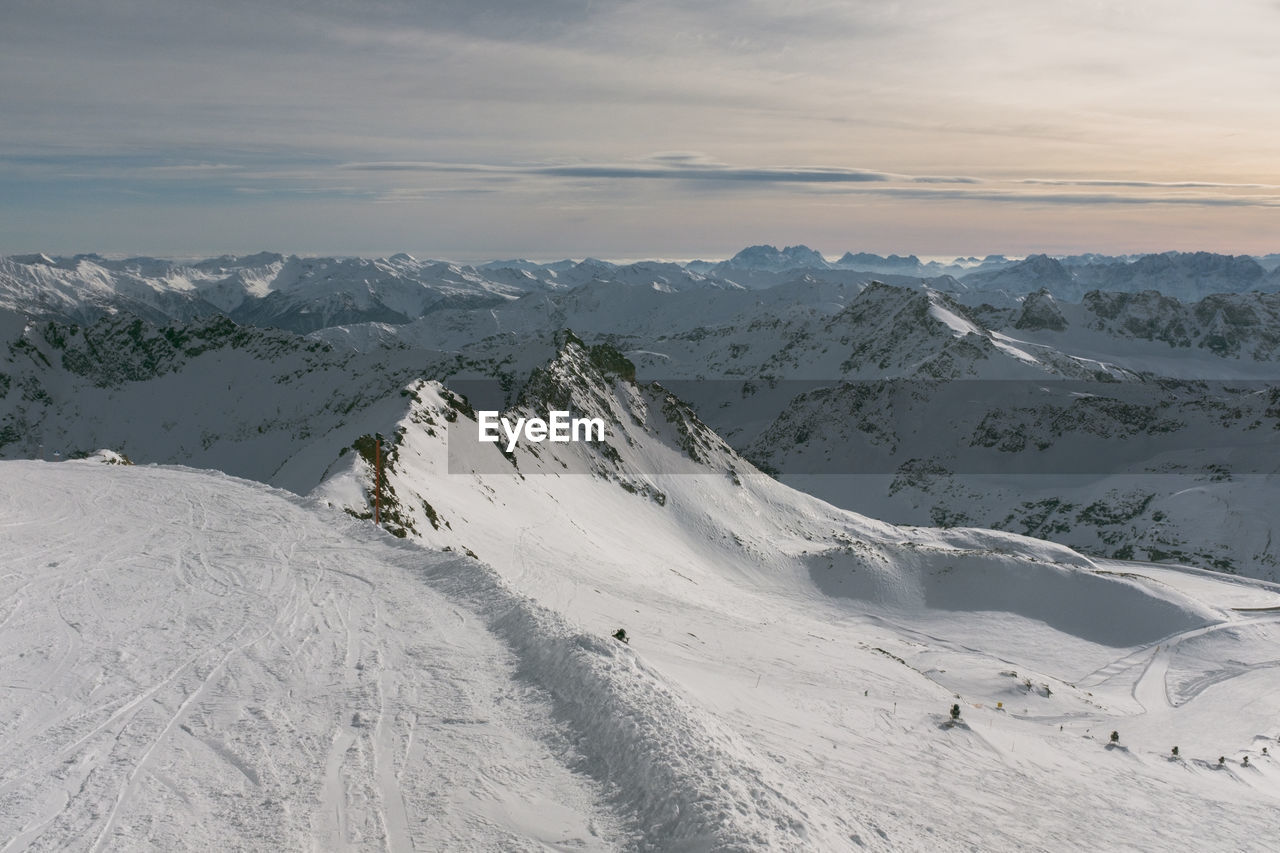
[6,262,1280,849]
[613,285,1280,579]
[302,275,1280,579]
[0,253,745,334]
[697,245,1019,283]
[0,253,548,332]
[962,251,1280,302]
[6,248,1278,337]
[0,309,439,490]
[5,241,1280,846]
[8,332,1280,849]
[712,243,833,273]
[7,257,1280,584]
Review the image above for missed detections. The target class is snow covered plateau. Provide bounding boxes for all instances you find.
[2,249,1280,851]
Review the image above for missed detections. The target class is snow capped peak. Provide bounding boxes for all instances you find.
[193,250,286,270]
[720,244,830,271]
[834,251,923,272]
[963,251,1276,302]
[1015,288,1069,331]
[7,253,57,267]
[980,253,1075,289]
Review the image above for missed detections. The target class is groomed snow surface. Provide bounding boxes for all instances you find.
[4,460,1280,851]
[0,463,629,851]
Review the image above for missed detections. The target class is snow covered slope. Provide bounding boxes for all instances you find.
[305,340,1280,851]
[0,460,621,850]
[0,460,861,851]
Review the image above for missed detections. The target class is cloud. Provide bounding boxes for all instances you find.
[1021,179,1279,190]
[646,151,723,165]
[537,164,897,183]
[854,186,1280,208]
[337,158,981,185]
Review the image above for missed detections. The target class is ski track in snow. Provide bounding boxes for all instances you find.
[0,463,621,852]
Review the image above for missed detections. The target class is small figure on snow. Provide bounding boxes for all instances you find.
[950,703,961,722]
[1110,731,1120,744]
[612,628,629,644]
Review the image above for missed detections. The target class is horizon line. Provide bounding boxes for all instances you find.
[6,246,1280,268]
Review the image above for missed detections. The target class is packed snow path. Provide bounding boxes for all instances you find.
[0,462,621,851]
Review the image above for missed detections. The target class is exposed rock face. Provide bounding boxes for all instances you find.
[1014,289,1068,332]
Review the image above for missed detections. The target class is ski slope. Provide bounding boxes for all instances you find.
[5,446,1280,849]
[0,461,630,851]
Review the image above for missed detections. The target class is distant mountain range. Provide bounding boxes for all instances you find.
[4,246,1280,581]
[6,246,1280,335]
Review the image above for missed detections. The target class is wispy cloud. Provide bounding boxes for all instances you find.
[333,158,1280,208]
[1021,179,1280,190]
[7,151,1275,211]
[854,186,1280,208]
[338,158,981,185]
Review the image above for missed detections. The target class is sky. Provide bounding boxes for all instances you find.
[2,0,1280,261]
